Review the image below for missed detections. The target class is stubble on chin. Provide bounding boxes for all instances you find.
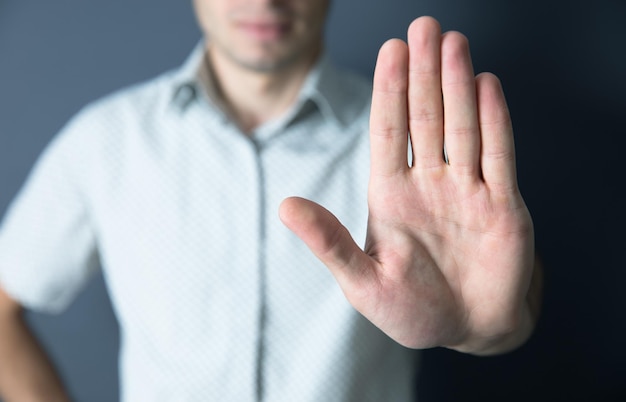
[222,42,316,74]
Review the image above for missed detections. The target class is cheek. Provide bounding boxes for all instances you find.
[298,4,328,32]
[195,1,227,35]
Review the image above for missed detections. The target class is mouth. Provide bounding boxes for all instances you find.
[236,20,292,42]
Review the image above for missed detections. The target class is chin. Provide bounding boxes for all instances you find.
[233,53,300,73]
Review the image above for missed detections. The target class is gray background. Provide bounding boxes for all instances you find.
[1,0,625,401]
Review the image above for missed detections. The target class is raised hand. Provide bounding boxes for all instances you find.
[280,16,538,355]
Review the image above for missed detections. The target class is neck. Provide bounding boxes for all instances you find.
[207,46,321,135]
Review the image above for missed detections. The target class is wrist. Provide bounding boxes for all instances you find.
[446,254,543,356]
[452,304,534,356]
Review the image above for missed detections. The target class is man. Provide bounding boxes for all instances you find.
[0,0,541,401]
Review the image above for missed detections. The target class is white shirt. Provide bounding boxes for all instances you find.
[0,44,418,401]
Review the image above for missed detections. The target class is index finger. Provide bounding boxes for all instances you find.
[370,38,409,178]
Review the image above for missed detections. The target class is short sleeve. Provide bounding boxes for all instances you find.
[0,112,99,313]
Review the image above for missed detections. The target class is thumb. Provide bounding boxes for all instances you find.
[279,197,376,291]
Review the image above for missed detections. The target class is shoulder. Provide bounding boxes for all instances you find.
[74,70,178,131]
[52,69,180,155]
[28,70,183,194]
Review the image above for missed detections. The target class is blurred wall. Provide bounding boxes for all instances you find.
[1,1,625,401]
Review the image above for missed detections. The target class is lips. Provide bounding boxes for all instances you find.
[237,20,292,41]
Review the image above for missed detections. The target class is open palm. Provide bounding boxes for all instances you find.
[280,17,536,355]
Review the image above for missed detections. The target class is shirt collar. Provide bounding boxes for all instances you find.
[170,42,361,130]
[169,42,207,110]
[293,54,353,129]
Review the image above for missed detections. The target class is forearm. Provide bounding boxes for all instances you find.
[0,299,70,402]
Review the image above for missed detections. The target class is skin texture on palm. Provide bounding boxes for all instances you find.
[280,16,536,355]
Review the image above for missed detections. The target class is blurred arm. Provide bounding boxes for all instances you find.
[0,286,71,402]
